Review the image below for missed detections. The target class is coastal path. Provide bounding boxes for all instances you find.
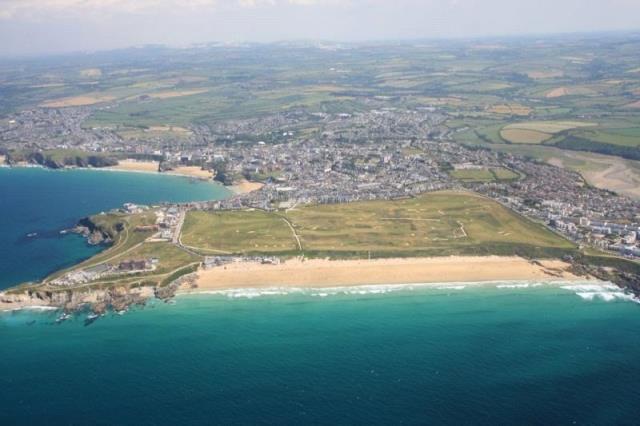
[280,216,303,252]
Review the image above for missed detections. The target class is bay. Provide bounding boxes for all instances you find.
[0,167,231,289]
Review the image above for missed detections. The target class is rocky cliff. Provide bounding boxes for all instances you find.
[0,286,155,314]
[7,150,118,169]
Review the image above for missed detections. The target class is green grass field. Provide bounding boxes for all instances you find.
[450,167,519,182]
[180,192,574,258]
[181,210,299,254]
[450,168,496,182]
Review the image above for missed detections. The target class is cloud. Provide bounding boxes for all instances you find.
[237,0,349,6]
[0,0,219,19]
[0,0,354,19]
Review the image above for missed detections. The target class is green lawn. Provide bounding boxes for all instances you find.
[451,167,519,182]
[180,192,574,258]
[181,210,299,254]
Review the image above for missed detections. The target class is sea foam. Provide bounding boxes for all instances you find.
[179,281,550,300]
[561,283,640,304]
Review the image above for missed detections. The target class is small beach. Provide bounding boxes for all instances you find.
[185,256,581,292]
[107,159,214,179]
[230,179,265,194]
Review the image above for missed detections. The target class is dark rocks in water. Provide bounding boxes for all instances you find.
[74,217,114,246]
[92,301,108,316]
[154,284,179,301]
[84,314,100,327]
[565,255,640,297]
[158,160,175,173]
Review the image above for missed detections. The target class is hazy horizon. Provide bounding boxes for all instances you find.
[0,0,639,57]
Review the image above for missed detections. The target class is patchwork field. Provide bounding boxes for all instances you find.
[500,121,597,144]
[527,70,564,79]
[41,94,116,107]
[145,89,210,99]
[544,86,598,98]
[181,192,574,258]
[488,104,532,116]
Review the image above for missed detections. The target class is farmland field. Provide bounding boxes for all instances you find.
[500,121,598,144]
[2,35,640,170]
[500,129,552,144]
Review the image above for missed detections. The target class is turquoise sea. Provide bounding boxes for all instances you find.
[2,167,640,424]
[2,284,640,424]
[0,167,231,289]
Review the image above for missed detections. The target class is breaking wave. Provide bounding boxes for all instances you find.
[179,280,555,299]
[560,283,640,304]
[1,305,58,313]
[178,279,640,305]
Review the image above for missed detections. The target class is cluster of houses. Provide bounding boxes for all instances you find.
[4,103,640,261]
[203,256,281,269]
[153,207,182,241]
[476,156,640,258]
[50,257,159,287]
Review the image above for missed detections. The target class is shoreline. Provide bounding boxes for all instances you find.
[1,160,263,194]
[182,256,583,293]
[106,159,214,180]
[1,256,587,313]
[177,279,601,300]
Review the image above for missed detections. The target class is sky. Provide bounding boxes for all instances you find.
[0,0,639,56]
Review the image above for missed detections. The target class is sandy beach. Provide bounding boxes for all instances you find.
[107,159,214,179]
[185,256,581,292]
[230,179,265,194]
[107,159,160,173]
[0,155,6,165]
[170,166,214,179]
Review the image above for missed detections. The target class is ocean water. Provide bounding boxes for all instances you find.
[0,167,231,289]
[1,283,640,425]
[3,166,640,425]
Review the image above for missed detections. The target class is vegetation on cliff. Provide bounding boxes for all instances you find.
[6,149,118,169]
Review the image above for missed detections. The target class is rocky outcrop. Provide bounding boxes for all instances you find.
[0,286,155,314]
[72,217,115,246]
[153,273,193,302]
[565,255,640,296]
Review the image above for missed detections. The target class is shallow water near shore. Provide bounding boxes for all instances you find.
[0,167,230,289]
[2,283,640,425]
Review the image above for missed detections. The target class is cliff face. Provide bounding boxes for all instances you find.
[39,154,118,169]
[7,150,118,169]
[0,286,155,314]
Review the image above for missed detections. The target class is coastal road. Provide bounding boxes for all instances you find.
[173,210,186,244]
